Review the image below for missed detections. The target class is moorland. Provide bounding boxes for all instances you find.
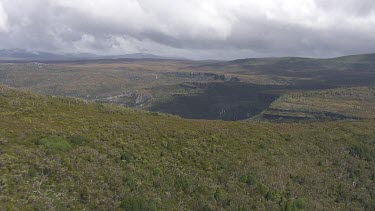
[0,53,375,210]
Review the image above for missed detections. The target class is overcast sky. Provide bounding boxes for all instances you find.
[0,0,374,59]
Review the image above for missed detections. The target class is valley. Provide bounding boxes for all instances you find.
[2,1,375,210]
[0,54,375,210]
[1,54,375,121]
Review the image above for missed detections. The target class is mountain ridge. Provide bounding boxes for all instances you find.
[0,48,183,61]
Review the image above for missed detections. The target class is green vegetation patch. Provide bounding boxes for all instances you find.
[35,136,72,152]
[260,86,375,121]
[350,142,374,161]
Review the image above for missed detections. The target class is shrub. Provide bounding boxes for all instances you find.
[350,143,374,161]
[152,167,162,176]
[68,135,89,146]
[176,177,194,193]
[214,188,223,201]
[35,136,71,152]
[284,198,305,211]
[120,151,132,162]
[240,174,257,186]
[265,191,275,201]
[119,197,156,211]
[292,199,305,210]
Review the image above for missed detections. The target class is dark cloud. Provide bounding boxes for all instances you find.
[0,0,374,59]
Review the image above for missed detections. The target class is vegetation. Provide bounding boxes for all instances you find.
[2,53,375,120]
[259,86,375,121]
[0,85,374,210]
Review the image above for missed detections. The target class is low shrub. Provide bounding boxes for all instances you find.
[35,136,71,152]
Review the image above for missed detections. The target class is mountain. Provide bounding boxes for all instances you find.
[0,85,374,210]
[188,53,375,87]
[0,49,70,60]
[0,49,183,61]
[196,53,375,73]
[99,53,185,60]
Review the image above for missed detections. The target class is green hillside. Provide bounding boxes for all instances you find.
[1,86,374,210]
[258,86,375,121]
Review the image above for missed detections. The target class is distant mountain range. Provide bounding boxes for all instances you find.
[190,53,375,73]
[0,49,182,61]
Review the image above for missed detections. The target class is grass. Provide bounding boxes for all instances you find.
[0,85,374,210]
[35,136,72,152]
[259,86,375,121]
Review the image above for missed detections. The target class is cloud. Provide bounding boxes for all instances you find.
[0,0,375,59]
[0,2,8,32]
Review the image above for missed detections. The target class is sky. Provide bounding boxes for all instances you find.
[0,0,374,60]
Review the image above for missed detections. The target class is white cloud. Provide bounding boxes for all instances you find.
[0,2,8,32]
[0,0,375,59]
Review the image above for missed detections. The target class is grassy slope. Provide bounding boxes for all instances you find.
[259,87,375,121]
[0,86,374,210]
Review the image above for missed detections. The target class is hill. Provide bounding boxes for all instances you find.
[0,53,375,121]
[0,86,374,210]
[0,49,183,61]
[257,86,375,121]
[191,53,375,86]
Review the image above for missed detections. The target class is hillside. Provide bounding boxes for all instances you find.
[258,86,375,121]
[1,54,375,121]
[1,86,374,210]
[192,53,375,86]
